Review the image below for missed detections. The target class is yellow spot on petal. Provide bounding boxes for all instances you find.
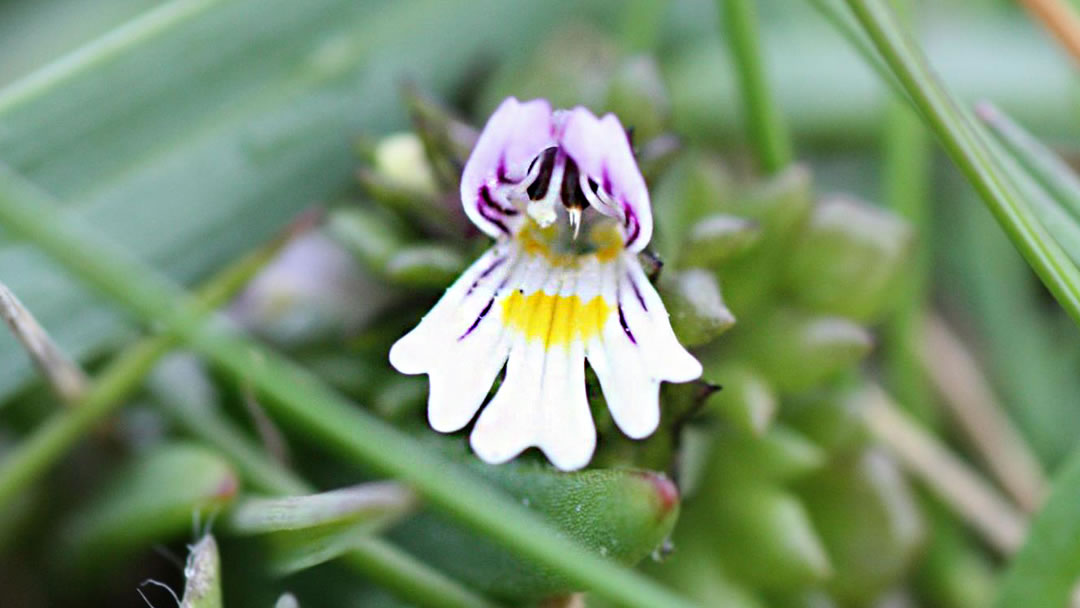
[501,290,612,348]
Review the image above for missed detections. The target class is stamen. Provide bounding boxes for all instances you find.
[526,148,558,201]
[560,157,587,240]
[567,206,582,239]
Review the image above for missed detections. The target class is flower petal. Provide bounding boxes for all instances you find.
[585,253,701,439]
[559,108,653,251]
[389,243,520,432]
[470,260,596,470]
[460,97,555,238]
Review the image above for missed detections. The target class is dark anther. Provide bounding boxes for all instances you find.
[625,126,636,156]
[526,147,558,200]
[559,156,588,212]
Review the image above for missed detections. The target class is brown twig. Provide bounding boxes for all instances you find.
[859,384,1027,554]
[921,314,1048,513]
[0,281,89,403]
[1019,0,1080,66]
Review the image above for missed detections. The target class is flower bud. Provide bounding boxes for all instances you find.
[681,214,761,269]
[783,196,913,323]
[704,362,777,435]
[714,165,813,318]
[662,268,736,347]
[705,480,833,590]
[730,307,872,394]
[797,449,925,604]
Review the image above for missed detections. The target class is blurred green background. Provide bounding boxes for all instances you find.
[1,0,1079,607]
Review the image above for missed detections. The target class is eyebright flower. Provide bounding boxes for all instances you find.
[389,97,702,470]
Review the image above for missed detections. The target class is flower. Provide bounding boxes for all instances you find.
[389,97,702,470]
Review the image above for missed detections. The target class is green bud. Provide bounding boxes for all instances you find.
[651,152,734,263]
[797,449,925,604]
[402,86,479,189]
[705,480,833,590]
[604,55,670,142]
[662,269,736,347]
[783,196,913,323]
[373,132,439,198]
[62,443,238,570]
[730,307,872,394]
[383,244,467,288]
[391,449,679,601]
[784,387,874,455]
[715,166,813,318]
[704,362,777,435]
[707,425,827,484]
[680,214,762,269]
[180,535,223,608]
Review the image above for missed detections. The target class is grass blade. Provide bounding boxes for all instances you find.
[841,0,1080,327]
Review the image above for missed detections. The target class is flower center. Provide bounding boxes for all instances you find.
[500,290,612,348]
[495,146,623,237]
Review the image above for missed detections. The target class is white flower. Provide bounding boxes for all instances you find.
[389,97,702,471]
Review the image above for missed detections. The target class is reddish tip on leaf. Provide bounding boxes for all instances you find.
[637,472,679,517]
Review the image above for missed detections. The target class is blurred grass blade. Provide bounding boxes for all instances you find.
[0,220,291,508]
[995,446,1080,607]
[978,101,1080,224]
[181,534,224,608]
[721,0,793,173]
[0,166,695,608]
[0,0,593,401]
[841,0,1080,328]
[228,482,418,534]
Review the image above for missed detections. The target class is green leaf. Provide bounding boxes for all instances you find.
[0,0,596,401]
[995,447,1080,608]
[227,482,418,535]
[392,455,681,601]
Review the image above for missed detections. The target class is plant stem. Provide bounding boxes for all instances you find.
[881,94,933,424]
[0,282,89,403]
[843,0,1080,328]
[0,212,292,507]
[861,385,1028,554]
[722,0,793,173]
[0,165,695,608]
[153,368,500,608]
[922,315,1048,513]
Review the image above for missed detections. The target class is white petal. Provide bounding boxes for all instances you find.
[470,263,596,470]
[389,243,522,433]
[585,253,701,439]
